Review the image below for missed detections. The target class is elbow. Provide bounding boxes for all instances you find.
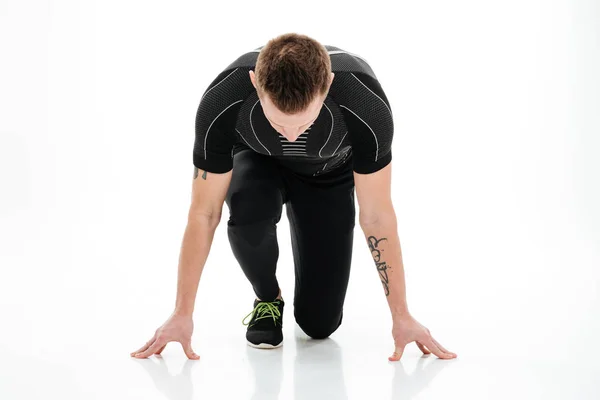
[359,208,397,229]
[358,213,378,228]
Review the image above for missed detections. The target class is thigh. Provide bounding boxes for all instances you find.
[284,158,356,316]
[225,149,286,226]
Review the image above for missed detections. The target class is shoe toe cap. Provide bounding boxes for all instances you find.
[246,330,283,346]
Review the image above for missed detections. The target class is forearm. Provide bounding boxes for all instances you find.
[360,212,410,318]
[174,215,219,316]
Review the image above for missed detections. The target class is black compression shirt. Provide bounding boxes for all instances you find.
[193,44,394,176]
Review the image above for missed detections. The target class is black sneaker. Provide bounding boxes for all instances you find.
[242,298,284,348]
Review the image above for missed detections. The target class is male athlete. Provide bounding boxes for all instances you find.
[131,33,457,361]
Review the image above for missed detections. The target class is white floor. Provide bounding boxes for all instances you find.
[1,0,600,399]
[1,197,599,399]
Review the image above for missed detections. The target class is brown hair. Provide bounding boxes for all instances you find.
[254,33,331,114]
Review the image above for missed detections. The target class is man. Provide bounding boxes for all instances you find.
[131,33,457,361]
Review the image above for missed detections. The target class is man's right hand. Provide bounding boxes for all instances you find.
[130,313,200,360]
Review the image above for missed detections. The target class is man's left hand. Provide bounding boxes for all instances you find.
[389,314,457,361]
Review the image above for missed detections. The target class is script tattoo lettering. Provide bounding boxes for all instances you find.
[367,236,390,296]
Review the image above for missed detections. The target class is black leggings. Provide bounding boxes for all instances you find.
[225,149,356,339]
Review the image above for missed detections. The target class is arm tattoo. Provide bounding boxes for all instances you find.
[367,236,390,296]
[193,167,207,180]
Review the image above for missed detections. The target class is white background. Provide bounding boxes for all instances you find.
[1,0,599,399]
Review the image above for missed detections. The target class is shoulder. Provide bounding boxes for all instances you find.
[325,45,379,80]
[198,68,255,112]
[202,45,262,96]
[324,46,394,174]
[325,46,392,121]
[195,49,259,129]
[328,69,394,148]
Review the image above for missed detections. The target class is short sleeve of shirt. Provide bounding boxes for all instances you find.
[193,69,246,174]
[338,72,394,174]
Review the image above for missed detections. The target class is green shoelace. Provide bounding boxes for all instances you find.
[242,300,282,327]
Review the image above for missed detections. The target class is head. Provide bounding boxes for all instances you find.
[249,33,335,142]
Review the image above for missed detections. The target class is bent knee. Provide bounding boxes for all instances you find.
[295,309,343,339]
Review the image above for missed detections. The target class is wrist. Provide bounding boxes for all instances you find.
[391,307,410,320]
[173,306,193,318]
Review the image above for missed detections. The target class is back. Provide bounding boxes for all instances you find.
[193,44,395,177]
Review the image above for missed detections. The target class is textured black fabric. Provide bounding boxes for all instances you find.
[226,149,355,339]
[328,71,394,174]
[193,68,254,173]
[193,44,394,175]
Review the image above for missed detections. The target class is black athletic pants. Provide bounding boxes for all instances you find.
[225,148,356,339]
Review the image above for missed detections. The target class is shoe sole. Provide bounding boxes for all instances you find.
[246,339,283,349]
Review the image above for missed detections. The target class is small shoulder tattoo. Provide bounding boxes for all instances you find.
[194,167,207,180]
